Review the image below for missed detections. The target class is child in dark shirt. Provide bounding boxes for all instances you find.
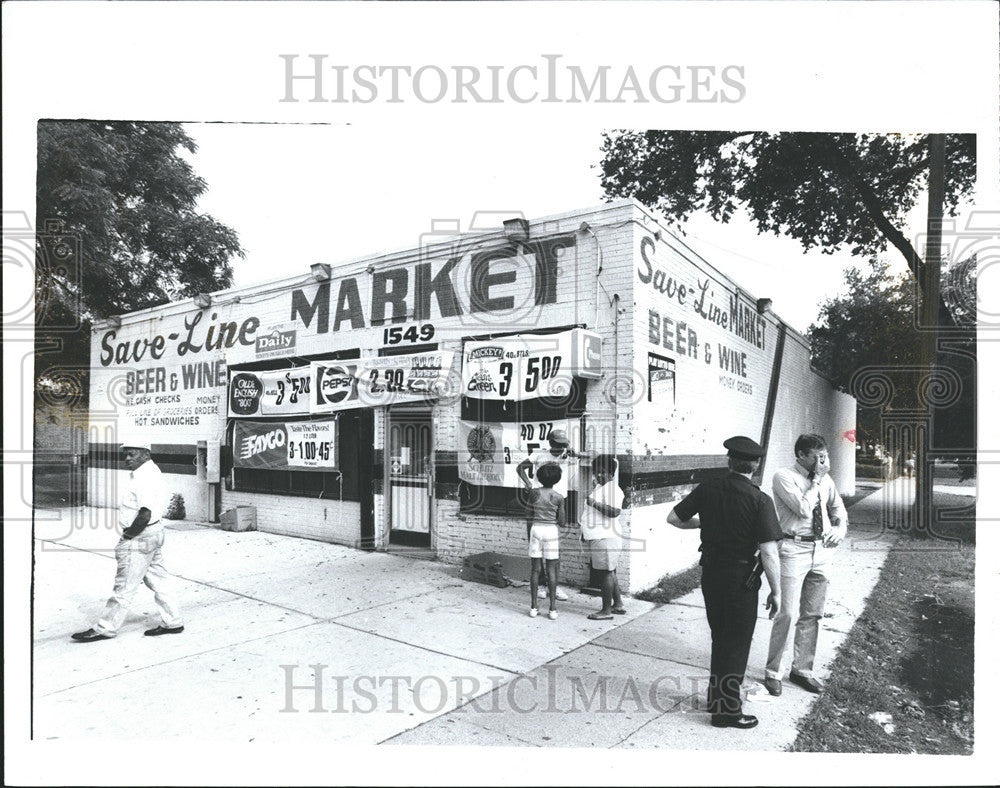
[527,462,566,620]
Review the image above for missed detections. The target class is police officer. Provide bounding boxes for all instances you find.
[667,436,783,729]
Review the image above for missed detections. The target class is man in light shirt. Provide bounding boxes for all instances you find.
[764,434,847,695]
[72,442,184,642]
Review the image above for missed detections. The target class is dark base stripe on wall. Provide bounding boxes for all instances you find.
[375,450,728,509]
[88,442,197,475]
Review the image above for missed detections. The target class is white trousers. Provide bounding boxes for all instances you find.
[95,528,183,636]
[765,539,831,679]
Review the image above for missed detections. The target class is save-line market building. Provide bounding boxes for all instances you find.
[86,199,855,591]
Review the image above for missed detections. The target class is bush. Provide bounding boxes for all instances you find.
[857,459,895,480]
[165,493,186,520]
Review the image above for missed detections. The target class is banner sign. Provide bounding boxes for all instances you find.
[312,351,457,412]
[461,329,600,402]
[228,367,312,417]
[457,419,579,488]
[233,419,338,471]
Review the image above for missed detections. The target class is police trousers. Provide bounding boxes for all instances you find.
[701,561,758,717]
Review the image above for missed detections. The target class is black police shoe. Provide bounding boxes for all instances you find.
[711,714,759,729]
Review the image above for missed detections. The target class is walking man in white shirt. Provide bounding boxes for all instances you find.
[72,442,184,642]
[764,434,847,695]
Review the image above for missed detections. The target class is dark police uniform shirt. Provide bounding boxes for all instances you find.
[673,472,783,564]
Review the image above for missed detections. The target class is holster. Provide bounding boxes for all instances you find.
[742,552,764,592]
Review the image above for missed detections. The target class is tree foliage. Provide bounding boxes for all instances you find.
[34,121,244,395]
[600,131,975,326]
[36,121,243,319]
[808,260,975,454]
[808,261,920,396]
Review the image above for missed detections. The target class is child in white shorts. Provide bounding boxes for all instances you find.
[527,462,566,620]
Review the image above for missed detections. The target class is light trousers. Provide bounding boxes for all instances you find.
[765,539,830,680]
[95,528,183,636]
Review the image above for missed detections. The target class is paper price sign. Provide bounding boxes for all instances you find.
[462,335,573,402]
[228,367,311,417]
[458,419,576,488]
[233,419,338,471]
[286,421,338,469]
[356,350,457,406]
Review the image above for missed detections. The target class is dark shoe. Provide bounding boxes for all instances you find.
[711,714,759,729]
[144,625,185,636]
[71,628,111,642]
[789,672,823,693]
[764,677,783,696]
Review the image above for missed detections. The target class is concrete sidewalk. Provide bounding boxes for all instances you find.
[32,480,907,747]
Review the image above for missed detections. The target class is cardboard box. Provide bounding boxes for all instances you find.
[219,506,256,532]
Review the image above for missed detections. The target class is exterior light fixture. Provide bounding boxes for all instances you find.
[757,298,773,315]
[108,316,122,329]
[310,263,331,281]
[503,217,530,244]
[194,293,212,309]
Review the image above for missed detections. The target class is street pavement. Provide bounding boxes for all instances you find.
[32,480,924,747]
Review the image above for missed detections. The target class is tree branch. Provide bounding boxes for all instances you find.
[823,145,957,330]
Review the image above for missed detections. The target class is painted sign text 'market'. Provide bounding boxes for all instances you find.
[290,236,575,334]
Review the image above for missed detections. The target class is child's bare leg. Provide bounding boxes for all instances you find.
[546,559,559,611]
[530,558,542,609]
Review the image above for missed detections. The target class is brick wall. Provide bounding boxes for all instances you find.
[223,489,362,546]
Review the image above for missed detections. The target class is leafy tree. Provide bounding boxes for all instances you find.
[809,258,975,471]
[809,261,920,391]
[34,121,244,397]
[808,262,920,444]
[600,131,975,328]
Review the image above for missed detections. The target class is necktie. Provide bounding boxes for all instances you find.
[811,497,825,538]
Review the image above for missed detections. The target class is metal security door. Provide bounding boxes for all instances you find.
[388,411,432,547]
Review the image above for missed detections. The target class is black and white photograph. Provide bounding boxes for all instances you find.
[4,2,997,785]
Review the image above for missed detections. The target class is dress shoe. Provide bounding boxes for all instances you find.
[764,677,782,696]
[711,714,759,729]
[144,625,185,636]
[71,628,111,642]
[789,672,823,693]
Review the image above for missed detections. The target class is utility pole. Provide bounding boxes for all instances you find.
[916,134,946,527]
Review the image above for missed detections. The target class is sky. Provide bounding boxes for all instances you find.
[181,122,920,336]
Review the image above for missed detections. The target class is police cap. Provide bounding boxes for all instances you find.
[723,435,763,460]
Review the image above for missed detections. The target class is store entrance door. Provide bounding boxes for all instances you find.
[387,410,432,548]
